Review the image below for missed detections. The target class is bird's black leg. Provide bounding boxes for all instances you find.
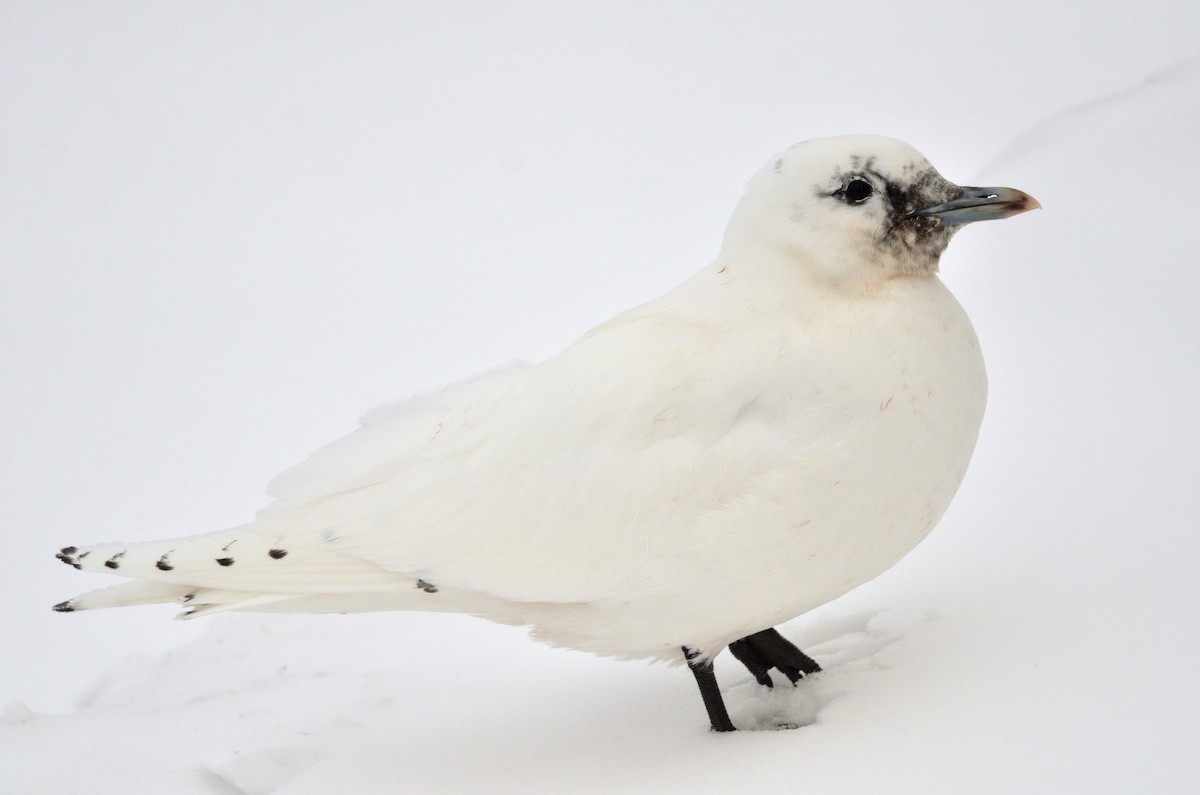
[728,636,774,687]
[683,647,736,732]
[728,627,820,686]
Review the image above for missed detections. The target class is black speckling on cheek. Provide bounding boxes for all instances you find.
[216,557,235,567]
[882,170,955,221]
[268,549,288,559]
[878,169,961,269]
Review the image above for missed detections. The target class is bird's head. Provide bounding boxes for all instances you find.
[719,135,1039,291]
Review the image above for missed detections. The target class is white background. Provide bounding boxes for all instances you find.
[2,2,1197,792]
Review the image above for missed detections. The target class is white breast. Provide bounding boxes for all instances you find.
[521,273,987,660]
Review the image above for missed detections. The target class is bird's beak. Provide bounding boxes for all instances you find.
[911,186,1040,226]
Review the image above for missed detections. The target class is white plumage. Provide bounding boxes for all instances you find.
[56,135,1037,727]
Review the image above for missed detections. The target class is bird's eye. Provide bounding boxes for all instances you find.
[841,178,873,205]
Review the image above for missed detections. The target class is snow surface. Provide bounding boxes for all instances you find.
[3,3,1198,793]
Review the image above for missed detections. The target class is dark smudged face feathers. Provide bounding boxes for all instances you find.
[824,160,964,274]
[722,135,1038,288]
[878,168,965,271]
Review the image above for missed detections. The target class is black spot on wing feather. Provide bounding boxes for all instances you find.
[268,549,287,559]
[216,557,235,567]
[156,554,174,571]
[52,600,75,613]
[104,551,126,569]
[416,579,438,594]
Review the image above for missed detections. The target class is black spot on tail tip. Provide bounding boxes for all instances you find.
[268,548,288,559]
[216,557,235,567]
[52,601,75,613]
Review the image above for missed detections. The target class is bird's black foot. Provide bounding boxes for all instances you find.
[683,647,736,732]
[683,629,819,731]
[728,627,821,688]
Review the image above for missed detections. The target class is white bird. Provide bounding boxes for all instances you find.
[55,135,1038,731]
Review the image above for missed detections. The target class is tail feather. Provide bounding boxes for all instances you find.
[176,591,299,619]
[53,538,527,620]
[53,580,193,612]
[56,528,243,576]
[52,579,306,618]
[54,526,423,618]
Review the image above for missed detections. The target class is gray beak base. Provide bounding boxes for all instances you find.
[913,186,1041,226]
